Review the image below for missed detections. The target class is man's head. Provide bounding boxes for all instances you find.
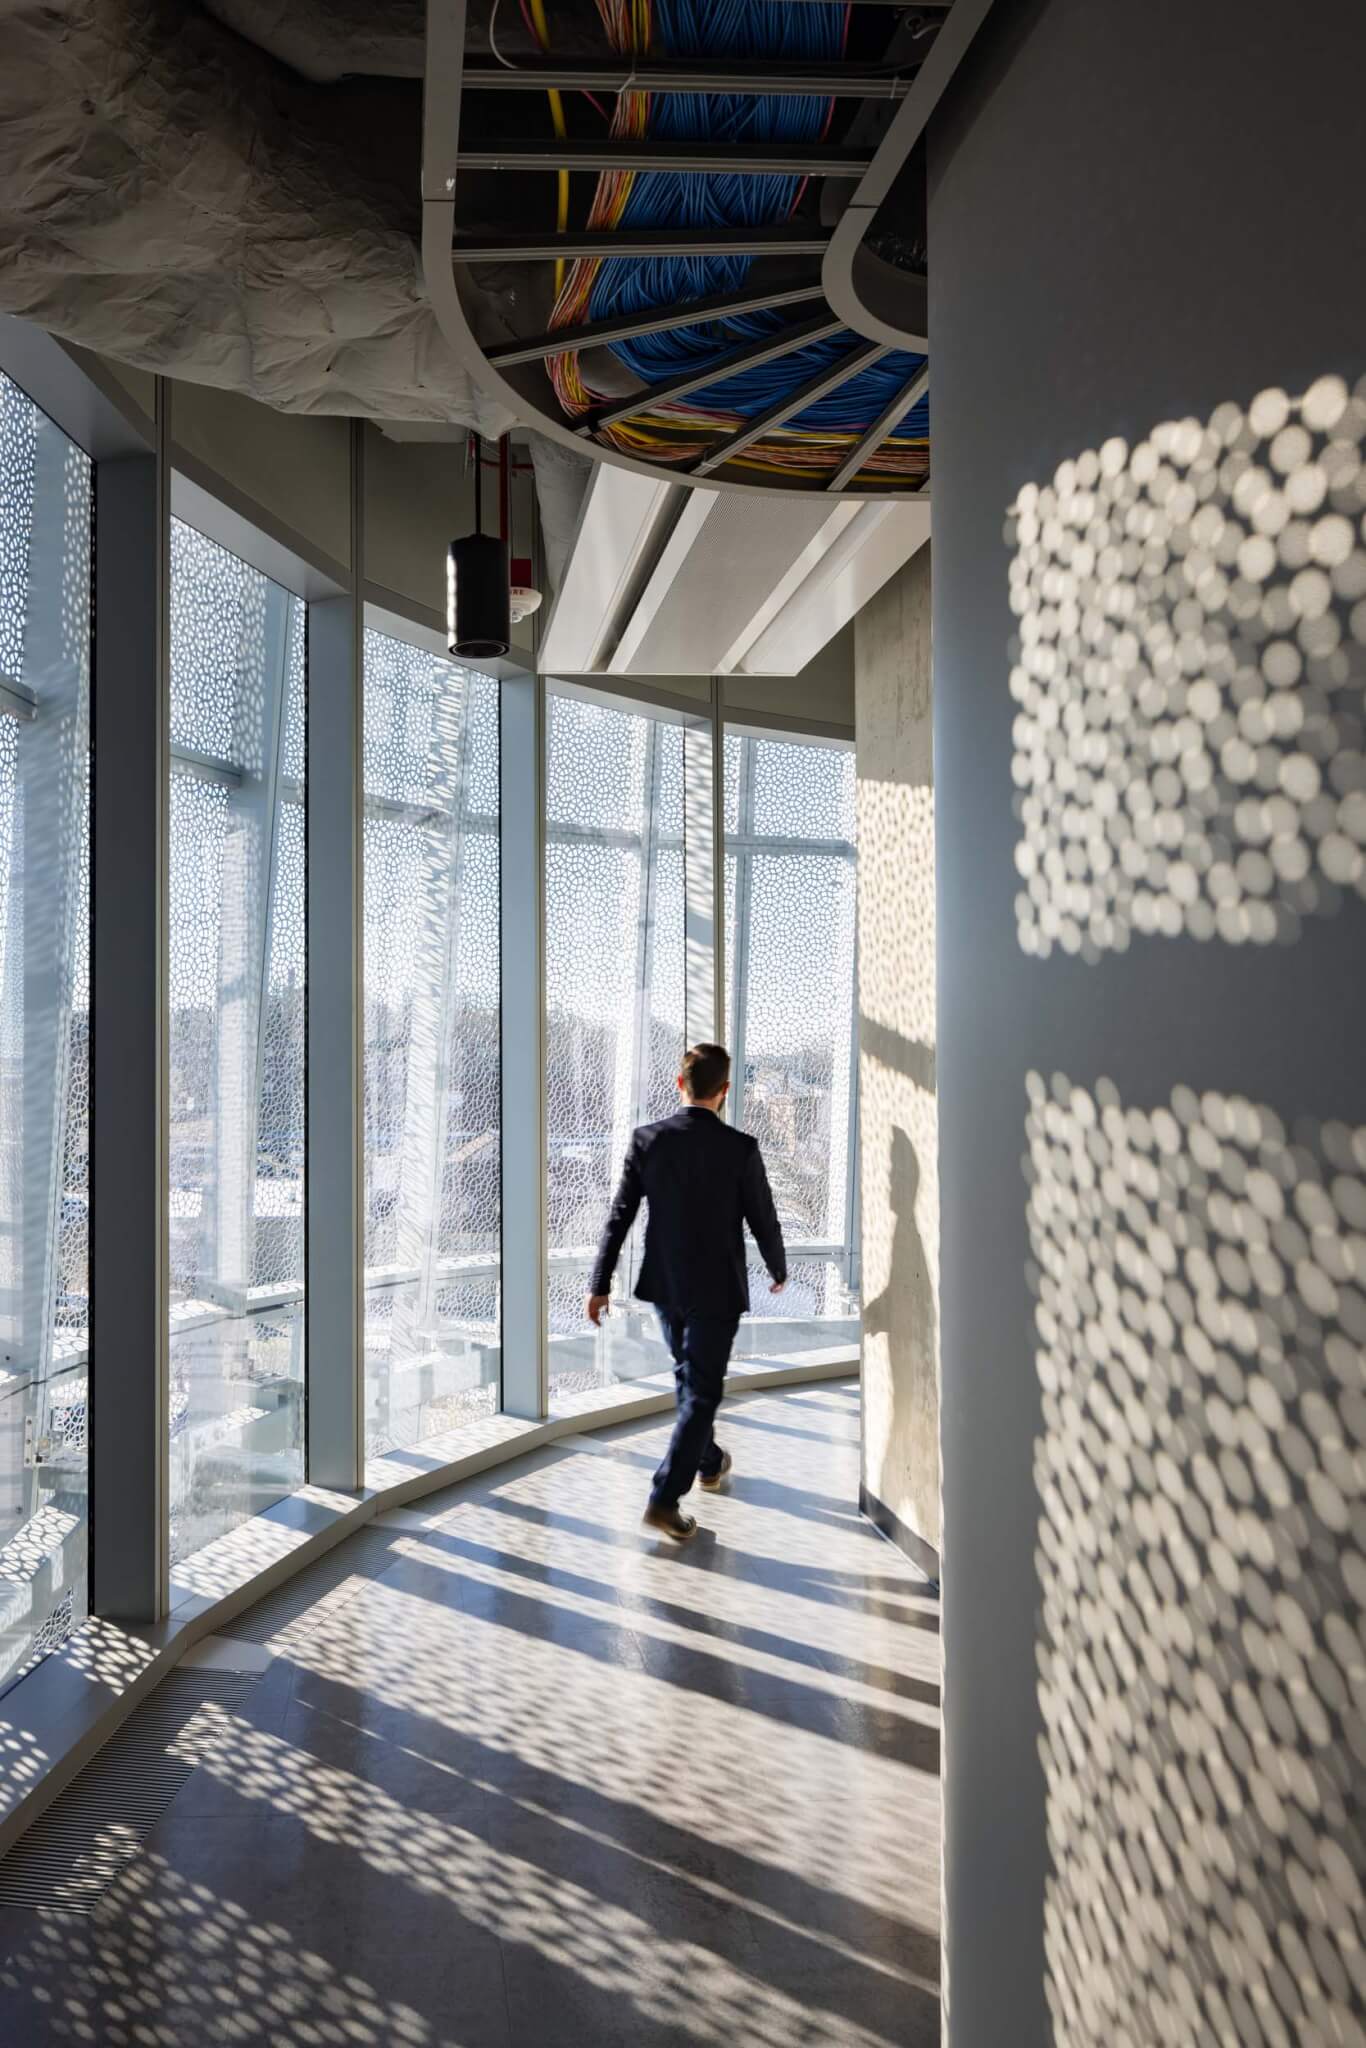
[678,1042,731,1110]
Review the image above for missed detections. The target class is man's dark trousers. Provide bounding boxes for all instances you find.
[649,1308,740,1507]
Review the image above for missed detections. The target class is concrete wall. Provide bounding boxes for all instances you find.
[76,356,544,657]
[65,344,156,426]
[80,362,552,660]
[726,621,856,732]
[552,626,857,729]
[854,545,938,1568]
[170,379,352,571]
[929,3,1366,2043]
[554,625,858,728]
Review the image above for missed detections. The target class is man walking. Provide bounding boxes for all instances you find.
[587,1042,787,1541]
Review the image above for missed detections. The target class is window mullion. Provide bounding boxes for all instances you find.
[727,733,756,1129]
[499,670,547,1420]
[90,414,170,1621]
[304,425,364,1490]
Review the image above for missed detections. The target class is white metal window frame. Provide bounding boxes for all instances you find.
[725,720,862,1298]
[537,679,861,1344]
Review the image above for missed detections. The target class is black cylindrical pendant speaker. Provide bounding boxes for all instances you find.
[447,532,510,660]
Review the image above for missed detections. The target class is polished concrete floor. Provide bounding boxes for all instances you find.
[0,1383,941,2046]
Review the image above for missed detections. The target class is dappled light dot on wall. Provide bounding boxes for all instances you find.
[1024,1071,1366,2048]
[1006,374,1366,958]
[857,780,936,1053]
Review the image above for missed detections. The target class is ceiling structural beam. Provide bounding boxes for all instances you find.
[487,281,826,368]
[581,314,848,433]
[423,0,466,199]
[456,140,873,177]
[462,61,912,97]
[822,0,992,355]
[692,339,887,477]
[826,362,930,490]
[454,226,830,262]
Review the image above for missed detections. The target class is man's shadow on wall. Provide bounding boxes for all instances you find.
[864,1126,936,1376]
[863,1127,939,1593]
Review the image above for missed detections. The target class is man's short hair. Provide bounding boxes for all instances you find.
[680,1042,731,1101]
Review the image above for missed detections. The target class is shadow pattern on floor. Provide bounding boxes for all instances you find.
[0,1386,942,2047]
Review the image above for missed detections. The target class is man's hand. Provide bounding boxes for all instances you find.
[769,1279,787,1295]
[586,1294,611,1327]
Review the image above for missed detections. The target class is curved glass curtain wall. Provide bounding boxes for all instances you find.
[545,688,688,1406]
[0,372,92,1694]
[362,628,501,1452]
[725,728,861,1356]
[0,348,862,1717]
[167,520,307,1564]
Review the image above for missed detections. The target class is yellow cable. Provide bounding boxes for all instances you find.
[528,0,569,295]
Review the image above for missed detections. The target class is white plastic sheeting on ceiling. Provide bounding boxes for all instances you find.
[0,0,501,429]
[198,0,427,83]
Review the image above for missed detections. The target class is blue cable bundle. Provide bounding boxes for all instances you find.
[583,0,928,458]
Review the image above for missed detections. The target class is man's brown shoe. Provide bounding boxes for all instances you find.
[642,1503,698,1542]
[699,1451,733,1492]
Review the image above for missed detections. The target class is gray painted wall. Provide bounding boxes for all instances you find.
[854,546,940,1561]
[930,2,1366,2042]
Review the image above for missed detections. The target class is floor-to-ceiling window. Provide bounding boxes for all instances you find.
[725,727,861,1356]
[0,328,871,1810]
[0,371,92,1692]
[362,626,500,1452]
[167,519,306,1563]
[545,686,688,1405]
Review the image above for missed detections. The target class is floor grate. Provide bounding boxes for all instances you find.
[217,1526,397,1645]
[0,1668,256,1913]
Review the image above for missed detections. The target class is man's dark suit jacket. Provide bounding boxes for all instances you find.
[590,1106,787,1317]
